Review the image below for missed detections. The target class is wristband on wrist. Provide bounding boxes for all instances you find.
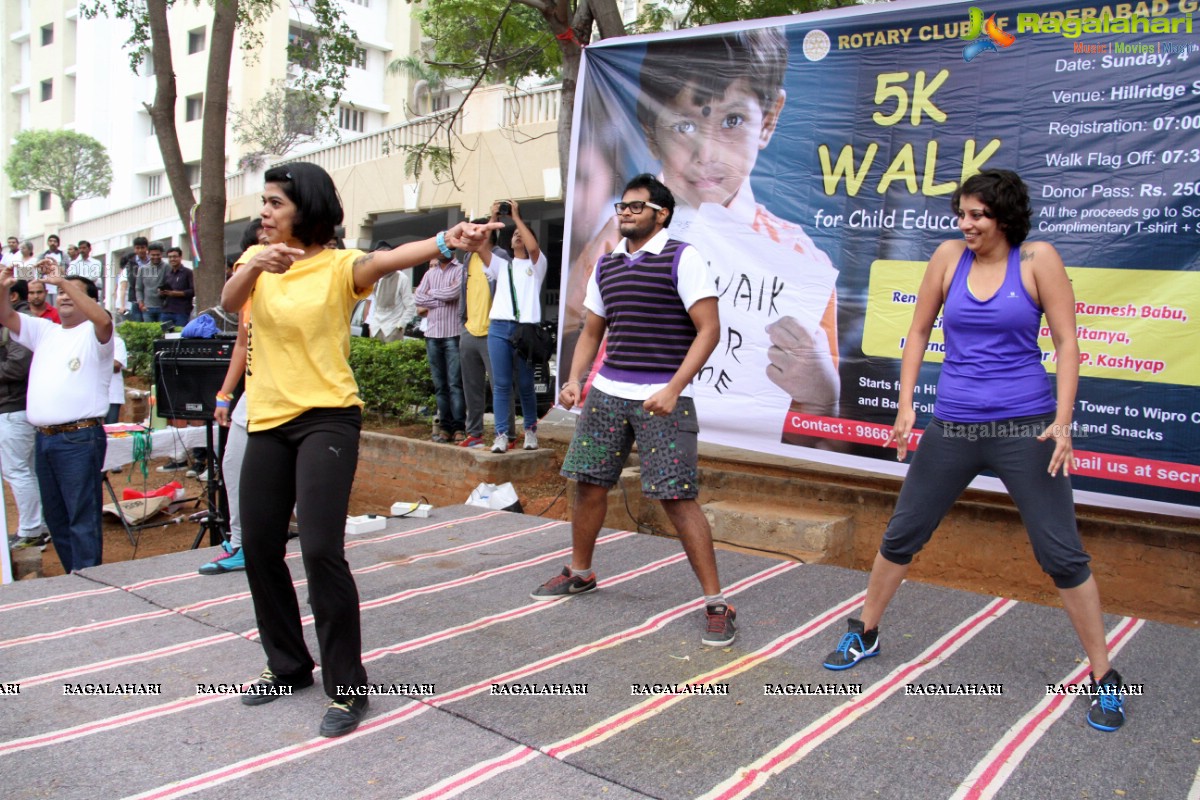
[216,391,234,402]
[436,231,454,259]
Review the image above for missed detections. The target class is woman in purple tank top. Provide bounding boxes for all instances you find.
[820,170,1129,732]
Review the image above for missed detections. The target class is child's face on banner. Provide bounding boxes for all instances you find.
[648,78,782,209]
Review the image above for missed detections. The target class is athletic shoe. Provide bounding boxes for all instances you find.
[186,462,207,478]
[14,532,50,549]
[1087,668,1126,732]
[320,695,369,737]
[198,541,245,575]
[452,431,467,444]
[524,429,538,450]
[531,566,597,600]
[702,603,738,647]
[157,458,188,472]
[460,435,485,449]
[491,433,509,453]
[823,618,880,670]
[240,667,314,706]
[431,432,450,444]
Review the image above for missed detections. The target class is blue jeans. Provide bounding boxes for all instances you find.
[125,305,143,322]
[142,308,163,323]
[35,425,107,573]
[163,311,191,329]
[426,336,465,434]
[487,319,538,437]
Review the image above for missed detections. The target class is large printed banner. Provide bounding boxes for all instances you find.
[560,0,1200,517]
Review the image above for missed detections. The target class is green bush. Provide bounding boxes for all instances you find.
[117,321,165,381]
[349,336,434,422]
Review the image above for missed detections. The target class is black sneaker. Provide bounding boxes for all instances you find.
[240,667,314,706]
[319,695,369,737]
[156,458,189,473]
[14,532,50,549]
[702,604,737,647]
[1087,668,1126,732]
[530,566,597,600]
[823,618,880,670]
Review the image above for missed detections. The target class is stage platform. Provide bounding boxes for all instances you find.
[0,506,1194,800]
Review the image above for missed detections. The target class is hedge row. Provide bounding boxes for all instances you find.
[119,322,435,423]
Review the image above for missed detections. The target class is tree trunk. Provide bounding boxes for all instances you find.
[194,0,240,311]
[146,0,196,245]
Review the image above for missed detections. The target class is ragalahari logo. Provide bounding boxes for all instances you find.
[961,7,1016,61]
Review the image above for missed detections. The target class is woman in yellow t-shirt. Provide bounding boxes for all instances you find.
[221,162,497,738]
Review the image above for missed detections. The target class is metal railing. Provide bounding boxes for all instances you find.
[501,84,561,126]
[272,109,462,174]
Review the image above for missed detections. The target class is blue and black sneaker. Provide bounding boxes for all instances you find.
[823,617,880,670]
[1087,668,1126,732]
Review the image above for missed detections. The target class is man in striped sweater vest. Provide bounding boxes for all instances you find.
[531,174,736,646]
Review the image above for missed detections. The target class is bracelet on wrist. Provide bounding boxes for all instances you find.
[435,231,454,259]
[215,399,231,409]
[216,391,234,402]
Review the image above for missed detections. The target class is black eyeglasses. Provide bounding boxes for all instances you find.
[614,201,663,215]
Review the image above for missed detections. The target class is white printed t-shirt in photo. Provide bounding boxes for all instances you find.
[13,315,114,425]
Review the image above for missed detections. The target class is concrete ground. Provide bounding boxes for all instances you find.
[0,505,1195,800]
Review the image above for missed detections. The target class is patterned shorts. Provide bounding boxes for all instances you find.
[561,387,700,500]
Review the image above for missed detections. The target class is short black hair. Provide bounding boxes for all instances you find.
[9,279,28,302]
[68,276,99,300]
[133,236,149,247]
[78,239,90,248]
[239,219,263,252]
[263,162,343,247]
[148,242,165,253]
[471,217,500,247]
[47,234,60,244]
[952,169,1032,246]
[167,247,183,257]
[622,173,676,227]
[637,28,787,150]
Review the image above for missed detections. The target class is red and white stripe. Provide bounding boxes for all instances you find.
[948,615,1144,800]
[0,533,657,755]
[244,521,569,639]
[0,608,176,650]
[16,631,241,689]
[114,562,799,799]
[699,596,1017,800]
[0,511,507,611]
[404,585,863,800]
[0,585,120,615]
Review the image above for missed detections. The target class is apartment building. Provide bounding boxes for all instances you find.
[3,0,565,306]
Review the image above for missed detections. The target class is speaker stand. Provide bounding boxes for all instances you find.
[190,421,228,550]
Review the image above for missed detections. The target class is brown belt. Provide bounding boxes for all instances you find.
[36,418,103,436]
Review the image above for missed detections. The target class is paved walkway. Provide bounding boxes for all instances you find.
[0,506,1193,799]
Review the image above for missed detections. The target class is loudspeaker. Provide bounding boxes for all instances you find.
[152,339,240,421]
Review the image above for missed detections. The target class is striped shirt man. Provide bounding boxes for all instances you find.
[413,257,465,339]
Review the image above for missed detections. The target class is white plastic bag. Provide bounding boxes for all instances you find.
[466,481,523,513]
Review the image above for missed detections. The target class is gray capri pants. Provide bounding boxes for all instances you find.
[880,414,1092,589]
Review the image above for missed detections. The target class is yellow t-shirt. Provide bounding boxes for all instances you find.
[245,248,372,431]
[464,252,493,338]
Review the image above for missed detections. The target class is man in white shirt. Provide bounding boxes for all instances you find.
[0,265,113,573]
[365,243,416,342]
[70,240,105,293]
[1,237,21,268]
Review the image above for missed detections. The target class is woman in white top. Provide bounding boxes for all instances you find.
[486,199,548,452]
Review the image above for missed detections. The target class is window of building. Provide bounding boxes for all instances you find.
[41,24,53,46]
[337,106,365,133]
[346,0,369,6]
[39,191,52,211]
[187,28,205,54]
[147,174,162,197]
[186,164,201,186]
[40,79,52,102]
[431,93,452,112]
[287,25,320,71]
[185,94,203,122]
[352,46,367,69]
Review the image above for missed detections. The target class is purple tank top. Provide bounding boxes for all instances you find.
[933,246,1057,423]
